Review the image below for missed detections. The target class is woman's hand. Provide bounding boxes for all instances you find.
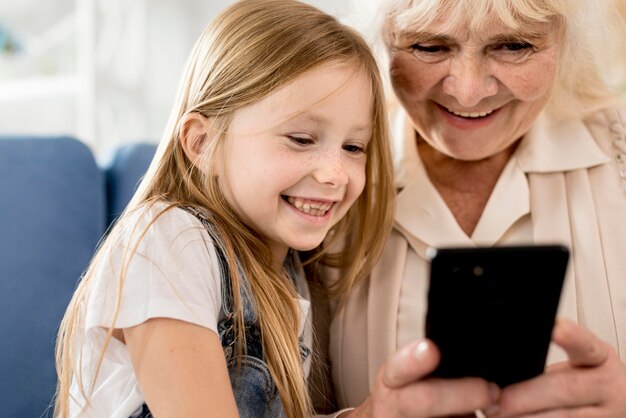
[346,339,500,417]
[493,319,626,417]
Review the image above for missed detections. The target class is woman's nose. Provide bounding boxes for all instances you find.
[442,53,498,108]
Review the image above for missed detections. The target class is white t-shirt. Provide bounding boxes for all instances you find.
[69,202,312,417]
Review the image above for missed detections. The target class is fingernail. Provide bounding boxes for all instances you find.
[413,340,428,359]
[488,383,500,402]
[483,404,500,417]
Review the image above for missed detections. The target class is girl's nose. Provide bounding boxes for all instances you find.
[442,53,498,108]
[312,151,349,188]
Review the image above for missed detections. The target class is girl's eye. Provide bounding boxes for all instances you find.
[287,135,314,146]
[343,143,366,154]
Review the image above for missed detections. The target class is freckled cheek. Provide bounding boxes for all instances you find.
[347,162,367,202]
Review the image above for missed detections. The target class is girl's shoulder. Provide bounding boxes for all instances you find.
[101,200,223,289]
[87,200,225,330]
[111,201,219,253]
[125,200,207,235]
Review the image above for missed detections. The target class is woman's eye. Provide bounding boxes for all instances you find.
[411,44,447,54]
[287,135,314,146]
[500,42,533,51]
[491,42,535,63]
[409,43,450,63]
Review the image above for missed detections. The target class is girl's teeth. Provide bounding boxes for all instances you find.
[448,108,494,118]
[286,197,332,216]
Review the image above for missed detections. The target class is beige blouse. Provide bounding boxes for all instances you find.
[329,106,626,408]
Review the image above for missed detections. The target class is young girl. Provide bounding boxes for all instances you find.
[53,0,394,417]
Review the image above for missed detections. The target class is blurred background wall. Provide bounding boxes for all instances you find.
[2,0,623,160]
[0,0,363,158]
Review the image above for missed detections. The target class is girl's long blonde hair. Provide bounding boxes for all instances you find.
[54,1,395,417]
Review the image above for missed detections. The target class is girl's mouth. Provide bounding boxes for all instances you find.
[283,196,333,217]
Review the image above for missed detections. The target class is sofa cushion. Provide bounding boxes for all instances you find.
[104,142,157,225]
[0,136,106,417]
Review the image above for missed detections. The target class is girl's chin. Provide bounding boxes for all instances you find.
[290,241,323,252]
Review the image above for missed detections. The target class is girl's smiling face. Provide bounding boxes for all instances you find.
[216,63,373,262]
[389,15,563,161]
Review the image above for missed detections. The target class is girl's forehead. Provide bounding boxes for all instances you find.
[280,65,370,109]
[228,63,373,136]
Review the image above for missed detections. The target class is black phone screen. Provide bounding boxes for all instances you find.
[425,245,569,388]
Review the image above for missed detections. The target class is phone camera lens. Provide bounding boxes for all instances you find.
[473,266,484,276]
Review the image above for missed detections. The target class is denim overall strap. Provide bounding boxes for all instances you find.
[184,206,311,364]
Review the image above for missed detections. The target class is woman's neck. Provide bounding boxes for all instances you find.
[417,137,518,236]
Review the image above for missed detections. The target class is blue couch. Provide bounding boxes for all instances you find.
[0,136,156,417]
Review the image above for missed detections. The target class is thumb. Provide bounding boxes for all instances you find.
[383,339,440,388]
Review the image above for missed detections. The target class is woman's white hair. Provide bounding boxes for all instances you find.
[347,0,626,120]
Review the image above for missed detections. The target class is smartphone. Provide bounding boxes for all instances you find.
[425,245,569,388]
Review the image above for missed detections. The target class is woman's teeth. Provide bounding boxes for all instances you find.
[286,196,333,216]
[448,108,495,118]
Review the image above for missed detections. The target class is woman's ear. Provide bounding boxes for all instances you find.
[180,112,211,170]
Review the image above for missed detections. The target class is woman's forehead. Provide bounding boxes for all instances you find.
[394,15,559,42]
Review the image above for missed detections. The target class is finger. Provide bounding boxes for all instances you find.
[495,369,599,417]
[551,318,608,367]
[495,322,625,418]
[395,377,500,417]
[375,341,500,417]
[490,406,602,418]
[383,339,440,388]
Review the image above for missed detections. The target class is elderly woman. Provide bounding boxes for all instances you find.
[328,0,626,416]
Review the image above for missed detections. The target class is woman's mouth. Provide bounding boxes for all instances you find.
[284,196,334,217]
[446,107,496,119]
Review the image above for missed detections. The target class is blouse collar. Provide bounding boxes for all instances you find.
[393,109,610,248]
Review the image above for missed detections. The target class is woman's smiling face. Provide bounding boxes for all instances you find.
[388,15,563,160]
